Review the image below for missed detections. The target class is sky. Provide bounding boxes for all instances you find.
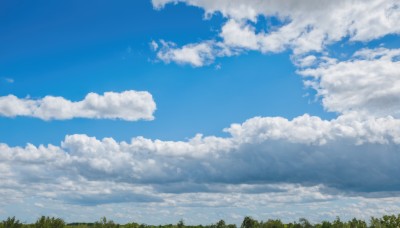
[0,0,400,225]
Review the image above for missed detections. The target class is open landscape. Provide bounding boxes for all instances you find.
[1,0,400,226]
[2,214,400,228]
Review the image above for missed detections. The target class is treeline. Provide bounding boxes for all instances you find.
[1,214,400,228]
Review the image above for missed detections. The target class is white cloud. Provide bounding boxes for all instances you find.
[152,0,400,65]
[292,55,317,68]
[150,40,159,51]
[1,113,400,205]
[156,41,215,67]
[2,111,400,222]
[0,90,156,121]
[220,20,259,50]
[155,40,235,67]
[299,48,400,117]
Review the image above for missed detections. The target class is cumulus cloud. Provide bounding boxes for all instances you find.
[299,48,400,117]
[1,110,400,223]
[1,113,400,209]
[152,0,400,66]
[0,90,156,121]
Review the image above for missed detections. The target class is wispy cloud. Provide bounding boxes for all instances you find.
[1,77,14,84]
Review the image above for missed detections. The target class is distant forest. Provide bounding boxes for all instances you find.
[1,214,400,228]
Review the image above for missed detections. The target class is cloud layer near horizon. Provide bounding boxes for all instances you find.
[0,90,156,121]
[1,112,400,210]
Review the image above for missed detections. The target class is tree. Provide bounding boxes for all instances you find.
[1,217,22,228]
[35,216,65,228]
[241,217,258,228]
[286,222,301,228]
[177,220,184,228]
[262,219,284,228]
[94,217,118,228]
[369,217,381,228]
[298,218,312,228]
[348,218,366,228]
[319,221,332,228]
[125,222,140,228]
[332,217,344,228]
[216,220,226,228]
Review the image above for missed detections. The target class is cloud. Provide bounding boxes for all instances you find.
[1,112,400,222]
[292,55,317,68]
[0,0,399,223]
[156,40,215,67]
[60,180,164,206]
[152,0,400,66]
[150,40,159,51]
[1,112,400,208]
[0,90,156,121]
[299,48,400,117]
[3,77,14,83]
[220,20,260,50]
[155,40,235,67]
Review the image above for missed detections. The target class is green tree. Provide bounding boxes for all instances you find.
[381,214,400,227]
[124,222,140,228]
[35,216,65,228]
[94,217,118,228]
[216,220,226,228]
[1,217,22,228]
[319,221,332,228]
[177,220,184,228]
[332,217,344,228]
[261,219,284,228]
[286,222,301,228]
[347,218,366,228]
[241,217,258,228]
[298,218,312,228]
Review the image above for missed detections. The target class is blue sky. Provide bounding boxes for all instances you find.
[1,0,400,225]
[0,0,334,146]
